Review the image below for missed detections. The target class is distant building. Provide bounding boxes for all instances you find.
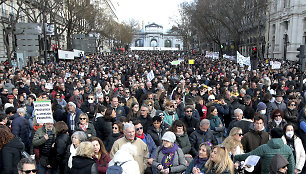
[131,23,183,50]
[267,0,306,61]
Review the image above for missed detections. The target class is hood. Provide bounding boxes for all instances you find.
[112,149,135,163]
[270,154,289,174]
[71,156,95,169]
[4,137,24,151]
[267,138,284,149]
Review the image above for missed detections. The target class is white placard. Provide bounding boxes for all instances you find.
[34,101,53,123]
[45,83,53,90]
[237,51,251,71]
[147,70,155,82]
[271,61,281,69]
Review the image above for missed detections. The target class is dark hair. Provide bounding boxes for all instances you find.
[0,128,14,150]
[184,105,193,112]
[17,158,37,172]
[113,122,123,133]
[5,107,16,115]
[132,119,142,126]
[254,115,265,123]
[169,120,187,133]
[243,106,255,119]
[95,104,106,115]
[0,113,7,122]
[54,121,68,134]
[104,107,114,120]
[283,123,295,134]
[152,116,162,122]
[271,109,284,119]
[206,106,217,119]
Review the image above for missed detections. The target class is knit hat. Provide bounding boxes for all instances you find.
[162,131,176,143]
[270,128,283,138]
[208,95,215,101]
[257,102,267,111]
[68,102,76,108]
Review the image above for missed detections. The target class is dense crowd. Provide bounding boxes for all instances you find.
[0,51,305,174]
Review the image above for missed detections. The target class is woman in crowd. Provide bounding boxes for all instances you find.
[281,123,305,173]
[222,127,244,159]
[90,137,111,174]
[70,141,98,174]
[152,131,187,174]
[163,101,179,127]
[205,145,234,174]
[94,107,116,142]
[93,105,106,140]
[66,131,87,172]
[126,102,139,121]
[75,113,96,138]
[104,122,123,152]
[185,142,211,174]
[206,106,224,144]
[267,109,288,132]
[284,100,299,127]
[169,120,191,154]
[0,128,24,174]
[52,121,70,174]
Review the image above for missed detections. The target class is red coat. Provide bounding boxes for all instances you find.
[93,153,111,174]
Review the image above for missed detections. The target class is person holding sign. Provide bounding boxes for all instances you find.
[75,113,96,138]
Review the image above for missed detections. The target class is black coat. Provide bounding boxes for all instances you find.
[189,129,217,157]
[50,132,70,170]
[70,156,98,174]
[94,117,113,141]
[0,137,24,174]
[104,133,123,152]
[181,116,199,136]
[80,101,97,120]
[147,126,167,147]
[139,115,153,134]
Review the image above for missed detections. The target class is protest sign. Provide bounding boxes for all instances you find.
[189,59,195,64]
[237,51,251,71]
[271,61,281,69]
[34,101,53,123]
[147,70,155,82]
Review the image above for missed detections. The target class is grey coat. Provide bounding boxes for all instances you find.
[152,146,187,174]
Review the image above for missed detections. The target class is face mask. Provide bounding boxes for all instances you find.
[275,100,282,104]
[88,100,94,104]
[286,131,294,138]
[260,110,266,115]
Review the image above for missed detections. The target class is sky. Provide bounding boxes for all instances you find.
[116,0,190,31]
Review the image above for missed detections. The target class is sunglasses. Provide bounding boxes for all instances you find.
[79,118,87,120]
[112,127,118,130]
[88,98,94,100]
[22,169,38,174]
[185,110,192,113]
[236,133,243,136]
[148,98,153,100]
[136,127,143,131]
[289,104,296,106]
[281,165,288,169]
[148,104,152,106]
[170,105,174,108]
[274,114,281,117]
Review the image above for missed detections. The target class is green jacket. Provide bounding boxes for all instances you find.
[234,138,295,174]
[175,133,191,154]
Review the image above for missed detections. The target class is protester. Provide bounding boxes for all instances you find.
[169,120,191,154]
[75,113,96,138]
[185,142,211,174]
[17,158,38,174]
[104,122,123,152]
[90,137,111,174]
[205,145,234,174]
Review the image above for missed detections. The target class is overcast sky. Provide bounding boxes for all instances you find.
[116,0,190,30]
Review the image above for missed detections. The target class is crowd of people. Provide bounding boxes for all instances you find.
[0,50,305,174]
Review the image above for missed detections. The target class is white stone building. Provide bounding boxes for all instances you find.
[267,0,306,61]
[131,23,183,50]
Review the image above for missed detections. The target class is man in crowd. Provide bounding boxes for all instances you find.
[17,158,38,174]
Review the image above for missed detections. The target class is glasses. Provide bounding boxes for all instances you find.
[140,110,147,112]
[185,110,192,113]
[112,127,118,130]
[169,105,174,108]
[125,92,130,94]
[274,114,281,117]
[148,104,152,106]
[88,98,94,100]
[289,104,296,106]
[281,165,288,169]
[136,127,143,131]
[148,98,153,100]
[236,133,243,136]
[22,169,38,174]
[79,118,87,120]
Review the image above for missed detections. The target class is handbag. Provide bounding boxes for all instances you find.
[39,156,49,168]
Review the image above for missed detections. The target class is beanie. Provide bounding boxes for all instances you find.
[270,128,283,138]
[68,102,76,108]
[162,131,176,143]
[257,102,267,111]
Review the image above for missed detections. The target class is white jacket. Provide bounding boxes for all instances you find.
[108,150,140,174]
[282,135,306,172]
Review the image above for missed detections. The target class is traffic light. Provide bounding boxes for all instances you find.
[251,47,257,59]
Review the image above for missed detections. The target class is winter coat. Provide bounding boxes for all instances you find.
[152,146,187,174]
[80,101,97,120]
[104,133,123,152]
[235,138,295,174]
[189,129,217,157]
[147,126,167,147]
[70,156,98,174]
[269,101,287,112]
[0,137,24,174]
[181,116,199,136]
[93,154,111,174]
[138,115,153,134]
[67,108,83,134]
[143,134,157,158]
[267,119,287,133]
[185,157,208,174]
[282,136,305,172]
[32,126,56,157]
[108,149,140,174]
[51,132,70,170]
[233,119,253,134]
[241,129,269,153]
[75,121,97,138]
[163,111,179,127]
[110,137,149,174]
[11,113,31,147]
[284,108,299,126]
[175,133,191,154]
[94,117,114,141]
[270,154,289,174]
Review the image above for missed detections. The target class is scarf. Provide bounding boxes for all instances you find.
[161,143,179,169]
[79,123,88,132]
[135,133,145,139]
[193,156,208,169]
[274,119,282,126]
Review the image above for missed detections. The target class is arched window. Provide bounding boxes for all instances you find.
[164,40,171,47]
[150,39,158,47]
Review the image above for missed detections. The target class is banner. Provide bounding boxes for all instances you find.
[271,61,281,69]
[205,51,219,59]
[34,101,53,123]
[147,70,155,82]
[237,51,251,71]
[189,59,195,64]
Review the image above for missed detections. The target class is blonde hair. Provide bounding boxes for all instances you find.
[222,127,244,153]
[205,145,234,174]
[76,141,94,158]
[79,113,89,123]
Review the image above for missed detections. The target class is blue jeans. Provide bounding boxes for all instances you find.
[38,162,57,174]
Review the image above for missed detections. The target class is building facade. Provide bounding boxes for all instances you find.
[131,23,183,50]
[267,0,306,61]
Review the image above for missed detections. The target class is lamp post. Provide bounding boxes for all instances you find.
[41,0,47,63]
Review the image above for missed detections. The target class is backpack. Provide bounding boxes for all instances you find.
[106,161,127,174]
